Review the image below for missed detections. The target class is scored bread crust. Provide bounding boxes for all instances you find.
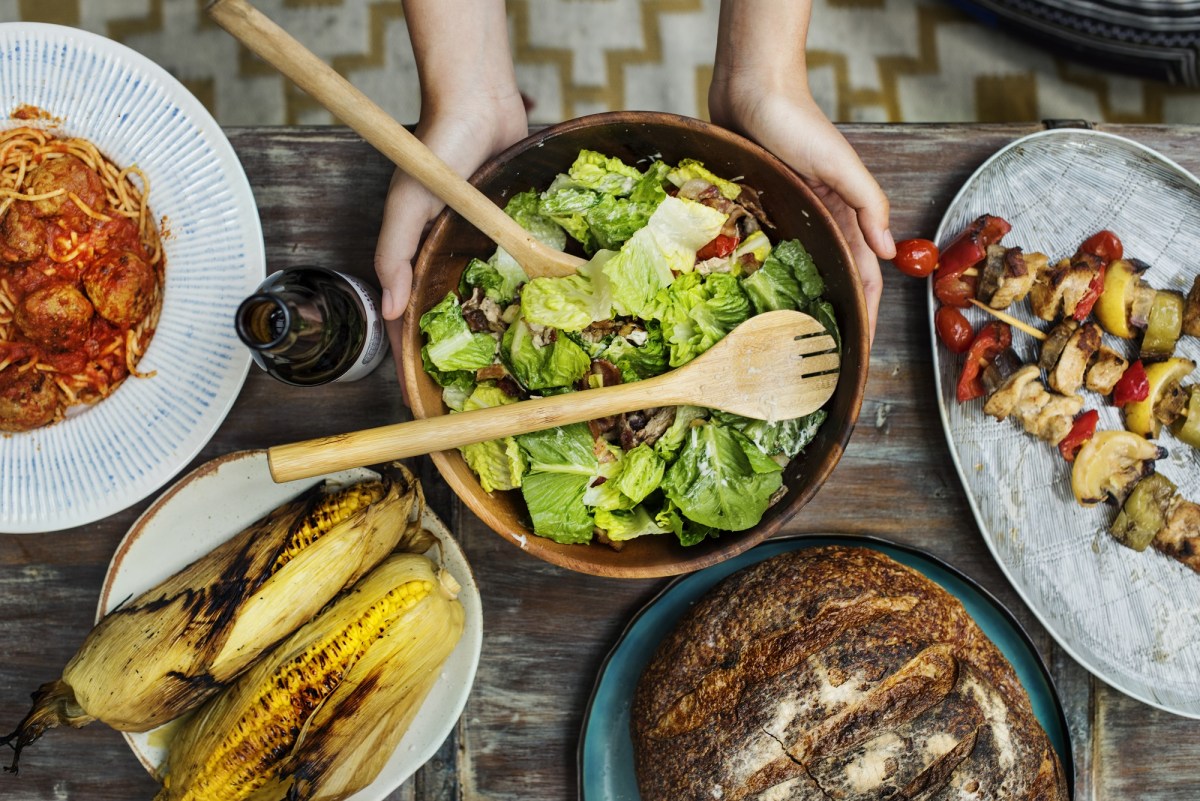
[630,546,1068,801]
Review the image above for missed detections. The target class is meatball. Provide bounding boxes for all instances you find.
[0,367,59,432]
[1,201,47,261]
[27,154,107,219]
[83,251,157,327]
[14,283,94,351]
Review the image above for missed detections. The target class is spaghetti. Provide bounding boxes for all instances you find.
[0,126,164,432]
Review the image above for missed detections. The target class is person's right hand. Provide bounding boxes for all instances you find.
[374,95,527,322]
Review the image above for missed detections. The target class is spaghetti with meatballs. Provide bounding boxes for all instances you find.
[0,126,164,432]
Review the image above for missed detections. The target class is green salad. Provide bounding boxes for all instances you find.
[420,150,838,548]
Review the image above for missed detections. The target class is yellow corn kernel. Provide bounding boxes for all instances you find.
[169,578,433,801]
[271,481,386,573]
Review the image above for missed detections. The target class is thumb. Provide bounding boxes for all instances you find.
[374,168,444,320]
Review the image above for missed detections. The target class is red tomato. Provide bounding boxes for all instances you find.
[893,238,939,278]
[1112,359,1150,406]
[1078,230,1123,263]
[1058,409,1099,462]
[696,234,738,260]
[935,306,974,353]
[956,321,1012,403]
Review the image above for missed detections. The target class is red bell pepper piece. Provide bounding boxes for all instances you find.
[956,321,1012,403]
[1112,359,1150,406]
[1072,260,1107,321]
[933,214,1012,307]
[1058,409,1099,462]
[696,233,738,260]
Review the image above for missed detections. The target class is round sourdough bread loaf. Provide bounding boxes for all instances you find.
[630,546,1067,801]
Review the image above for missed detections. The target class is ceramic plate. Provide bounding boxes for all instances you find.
[98,450,483,800]
[577,534,1073,801]
[930,129,1200,718]
[0,23,264,533]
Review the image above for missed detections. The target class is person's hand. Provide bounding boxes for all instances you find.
[375,97,527,322]
[709,85,893,343]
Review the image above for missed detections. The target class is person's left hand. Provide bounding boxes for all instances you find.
[710,84,895,343]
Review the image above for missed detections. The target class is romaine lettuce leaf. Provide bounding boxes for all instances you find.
[666,158,742,200]
[462,437,526,493]
[653,405,708,462]
[519,250,616,331]
[652,271,751,367]
[742,254,804,314]
[598,320,669,382]
[419,292,497,372]
[582,444,636,512]
[660,420,783,531]
[458,385,527,493]
[567,150,643,195]
[506,188,568,250]
[502,317,591,390]
[516,423,598,544]
[655,500,720,547]
[712,409,827,459]
[807,297,841,354]
[772,239,824,299]
[604,195,727,318]
[614,443,665,504]
[596,505,670,542]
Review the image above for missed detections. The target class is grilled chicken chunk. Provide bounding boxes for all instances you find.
[1046,322,1101,396]
[977,245,1044,310]
[1085,346,1129,395]
[983,363,1083,445]
[1155,495,1200,573]
[1029,252,1104,321]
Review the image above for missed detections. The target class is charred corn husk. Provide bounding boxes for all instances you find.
[156,552,465,801]
[2,463,433,772]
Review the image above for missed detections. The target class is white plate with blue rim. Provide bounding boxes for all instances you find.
[0,23,264,533]
[929,128,1200,717]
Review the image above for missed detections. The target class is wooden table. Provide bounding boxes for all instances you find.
[2,123,1198,800]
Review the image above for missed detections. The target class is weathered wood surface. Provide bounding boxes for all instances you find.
[1,123,1198,800]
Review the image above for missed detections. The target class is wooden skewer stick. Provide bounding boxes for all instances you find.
[969,298,1047,341]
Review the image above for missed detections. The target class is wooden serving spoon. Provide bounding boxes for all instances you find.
[206,0,582,279]
[267,310,840,482]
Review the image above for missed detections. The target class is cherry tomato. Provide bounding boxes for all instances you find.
[892,238,939,278]
[1078,230,1123,263]
[1112,359,1150,406]
[697,233,738,260]
[935,306,974,353]
[956,321,1012,403]
[1058,409,1099,462]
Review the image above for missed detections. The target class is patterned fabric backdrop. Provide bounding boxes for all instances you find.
[0,0,1197,127]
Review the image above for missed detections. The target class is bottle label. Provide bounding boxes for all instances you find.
[334,271,390,383]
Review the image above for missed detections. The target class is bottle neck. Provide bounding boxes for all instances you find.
[236,293,310,354]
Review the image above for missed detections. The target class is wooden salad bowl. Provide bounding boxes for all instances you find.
[402,110,869,578]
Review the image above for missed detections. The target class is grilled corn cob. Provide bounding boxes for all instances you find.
[156,552,465,801]
[2,463,432,772]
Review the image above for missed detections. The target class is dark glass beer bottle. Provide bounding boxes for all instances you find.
[235,266,388,386]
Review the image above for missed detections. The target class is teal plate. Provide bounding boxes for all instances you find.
[577,534,1074,800]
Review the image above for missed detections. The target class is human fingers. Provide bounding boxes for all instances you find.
[374,168,444,321]
[812,183,883,344]
[802,121,895,264]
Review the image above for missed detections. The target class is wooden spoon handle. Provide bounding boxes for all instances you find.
[267,376,680,482]
[206,0,579,278]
